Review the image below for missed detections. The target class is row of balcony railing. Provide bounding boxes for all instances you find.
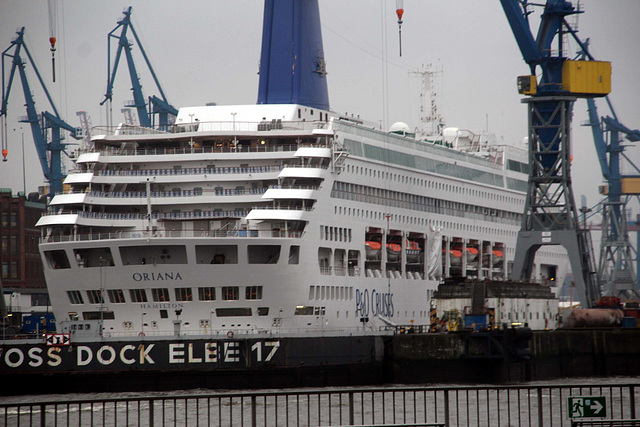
[41,228,304,243]
[92,165,283,176]
[84,188,268,199]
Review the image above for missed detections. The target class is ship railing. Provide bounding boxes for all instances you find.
[41,209,251,221]
[93,144,300,157]
[99,325,394,339]
[334,266,346,276]
[92,165,283,177]
[91,124,169,136]
[319,266,332,275]
[92,120,330,137]
[3,383,638,426]
[281,163,329,169]
[267,184,320,191]
[86,142,327,158]
[85,187,268,199]
[249,206,313,212]
[40,227,303,243]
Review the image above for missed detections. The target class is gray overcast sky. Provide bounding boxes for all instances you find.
[0,0,639,214]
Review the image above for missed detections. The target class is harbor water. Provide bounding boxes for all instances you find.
[1,377,638,426]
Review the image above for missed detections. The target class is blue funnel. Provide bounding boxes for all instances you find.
[257,0,330,111]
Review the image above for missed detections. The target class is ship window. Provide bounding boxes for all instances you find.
[221,286,239,300]
[86,290,104,304]
[83,311,115,320]
[74,248,114,268]
[160,310,168,319]
[294,306,314,315]
[257,307,269,316]
[152,288,171,302]
[248,245,280,264]
[198,287,216,301]
[196,245,238,264]
[67,290,84,305]
[288,246,300,264]
[175,287,193,302]
[129,289,148,303]
[245,286,263,300]
[44,250,71,270]
[309,286,315,300]
[107,289,126,304]
[120,245,187,265]
[216,308,252,317]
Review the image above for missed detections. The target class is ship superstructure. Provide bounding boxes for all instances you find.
[36,104,566,336]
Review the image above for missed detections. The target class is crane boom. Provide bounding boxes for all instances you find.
[101,6,177,129]
[1,27,78,196]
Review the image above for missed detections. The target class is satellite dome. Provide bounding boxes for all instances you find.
[389,122,411,135]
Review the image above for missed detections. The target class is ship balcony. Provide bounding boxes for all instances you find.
[63,172,93,185]
[85,143,302,159]
[76,152,100,164]
[293,146,332,158]
[87,165,282,185]
[91,119,330,137]
[39,223,303,243]
[81,188,269,206]
[49,193,87,206]
[262,185,318,201]
[36,213,79,227]
[36,209,251,229]
[278,164,328,179]
[246,206,312,221]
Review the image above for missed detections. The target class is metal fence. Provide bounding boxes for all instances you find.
[1,383,638,426]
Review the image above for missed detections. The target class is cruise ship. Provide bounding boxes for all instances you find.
[35,1,567,338]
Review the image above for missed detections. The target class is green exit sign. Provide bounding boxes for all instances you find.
[568,396,607,418]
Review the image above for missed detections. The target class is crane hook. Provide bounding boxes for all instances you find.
[396,0,404,57]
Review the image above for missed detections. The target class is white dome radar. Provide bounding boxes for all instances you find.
[389,122,411,136]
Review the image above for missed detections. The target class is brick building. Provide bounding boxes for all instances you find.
[0,189,46,289]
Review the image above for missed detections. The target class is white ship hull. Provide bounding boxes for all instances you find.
[37,105,568,337]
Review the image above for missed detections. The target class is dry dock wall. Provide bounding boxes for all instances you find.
[529,329,640,379]
[391,329,640,384]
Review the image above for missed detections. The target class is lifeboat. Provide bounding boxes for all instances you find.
[406,239,421,263]
[365,241,382,260]
[445,248,463,266]
[492,249,504,267]
[386,242,402,262]
[465,247,478,262]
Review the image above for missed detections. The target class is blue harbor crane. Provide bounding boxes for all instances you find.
[579,44,640,298]
[499,0,611,307]
[100,6,177,130]
[1,27,78,197]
